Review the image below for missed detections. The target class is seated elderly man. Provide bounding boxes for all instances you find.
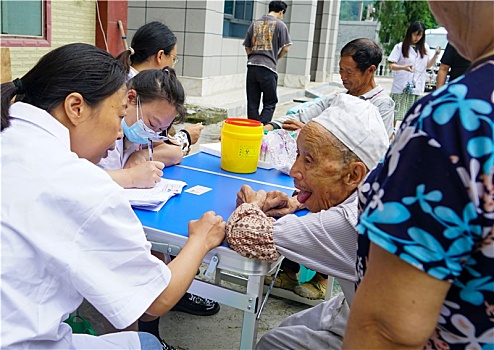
[261,39,393,298]
[264,38,394,139]
[225,94,389,349]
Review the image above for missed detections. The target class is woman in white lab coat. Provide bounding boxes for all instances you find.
[0,43,225,350]
[388,21,441,125]
[118,21,204,158]
[99,67,186,189]
[117,21,222,337]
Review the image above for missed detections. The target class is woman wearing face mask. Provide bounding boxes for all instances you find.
[0,43,226,350]
[388,21,441,126]
[98,68,185,189]
[117,23,221,331]
[99,67,221,345]
[117,21,203,157]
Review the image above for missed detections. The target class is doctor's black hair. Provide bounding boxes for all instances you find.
[127,67,186,123]
[117,21,177,74]
[1,43,126,131]
[340,38,382,73]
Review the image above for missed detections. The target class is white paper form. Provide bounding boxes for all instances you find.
[124,178,187,211]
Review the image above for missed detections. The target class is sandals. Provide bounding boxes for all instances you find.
[264,271,299,291]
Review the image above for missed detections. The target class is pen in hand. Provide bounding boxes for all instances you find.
[148,138,153,161]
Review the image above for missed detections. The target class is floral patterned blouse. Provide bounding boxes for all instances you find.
[356,57,494,349]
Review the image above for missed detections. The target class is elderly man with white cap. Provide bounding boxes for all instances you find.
[225,93,389,349]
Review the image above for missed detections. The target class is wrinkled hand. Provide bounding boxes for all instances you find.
[188,211,226,251]
[261,191,291,217]
[404,64,414,73]
[126,161,164,188]
[236,184,267,209]
[183,123,204,145]
[282,119,305,131]
[264,195,302,217]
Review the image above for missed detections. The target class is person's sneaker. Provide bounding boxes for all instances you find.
[159,338,176,350]
[170,293,220,316]
[294,280,327,300]
[264,271,299,291]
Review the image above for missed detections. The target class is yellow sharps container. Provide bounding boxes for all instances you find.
[221,118,263,173]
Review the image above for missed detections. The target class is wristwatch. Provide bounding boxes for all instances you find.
[174,130,191,156]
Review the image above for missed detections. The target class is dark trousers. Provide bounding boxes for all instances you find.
[246,65,278,124]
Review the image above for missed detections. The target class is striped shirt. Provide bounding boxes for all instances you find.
[271,85,395,138]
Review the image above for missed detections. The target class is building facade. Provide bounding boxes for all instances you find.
[127,0,341,96]
[2,0,96,80]
[2,0,343,97]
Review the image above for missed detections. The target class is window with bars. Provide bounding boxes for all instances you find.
[223,0,254,39]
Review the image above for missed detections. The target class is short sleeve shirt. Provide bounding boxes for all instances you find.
[243,14,291,72]
[441,43,471,82]
[388,42,433,94]
[356,58,494,349]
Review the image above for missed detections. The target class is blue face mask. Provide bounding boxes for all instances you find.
[122,96,167,145]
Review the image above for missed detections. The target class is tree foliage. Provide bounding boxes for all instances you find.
[340,1,374,21]
[373,0,438,55]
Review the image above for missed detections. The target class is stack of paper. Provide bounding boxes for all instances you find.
[199,142,221,157]
[124,178,187,211]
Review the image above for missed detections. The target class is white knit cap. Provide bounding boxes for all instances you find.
[312,93,389,170]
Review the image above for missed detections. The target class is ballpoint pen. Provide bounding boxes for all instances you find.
[147,138,153,161]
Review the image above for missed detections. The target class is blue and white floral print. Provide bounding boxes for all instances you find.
[357,58,494,349]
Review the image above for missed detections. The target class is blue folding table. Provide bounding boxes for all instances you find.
[134,152,299,349]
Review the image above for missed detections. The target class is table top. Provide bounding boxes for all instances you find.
[179,152,296,189]
[135,165,296,237]
[134,151,306,275]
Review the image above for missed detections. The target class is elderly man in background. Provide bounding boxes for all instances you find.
[225,94,389,349]
[264,38,395,139]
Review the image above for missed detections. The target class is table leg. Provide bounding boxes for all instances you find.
[239,274,264,350]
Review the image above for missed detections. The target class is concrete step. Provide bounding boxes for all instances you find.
[184,85,306,122]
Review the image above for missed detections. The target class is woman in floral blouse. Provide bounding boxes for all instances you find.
[344,1,494,349]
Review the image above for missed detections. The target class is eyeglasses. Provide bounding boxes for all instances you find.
[171,54,180,65]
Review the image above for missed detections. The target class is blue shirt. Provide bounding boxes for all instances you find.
[357,57,494,349]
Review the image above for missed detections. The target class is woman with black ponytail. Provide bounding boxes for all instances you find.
[1,43,225,350]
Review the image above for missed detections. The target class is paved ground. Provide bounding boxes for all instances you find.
[78,75,395,349]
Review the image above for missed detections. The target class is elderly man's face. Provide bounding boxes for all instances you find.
[290,122,350,213]
[339,55,374,96]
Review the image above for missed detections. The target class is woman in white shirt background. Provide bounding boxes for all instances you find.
[0,43,225,350]
[117,21,204,158]
[388,21,441,126]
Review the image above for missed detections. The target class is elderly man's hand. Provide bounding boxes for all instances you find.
[282,120,305,131]
[236,184,267,208]
[262,190,289,216]
[264,195,303,217]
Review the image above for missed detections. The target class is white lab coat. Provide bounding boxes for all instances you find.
[388,42,434,95]
[1,102,170,349]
